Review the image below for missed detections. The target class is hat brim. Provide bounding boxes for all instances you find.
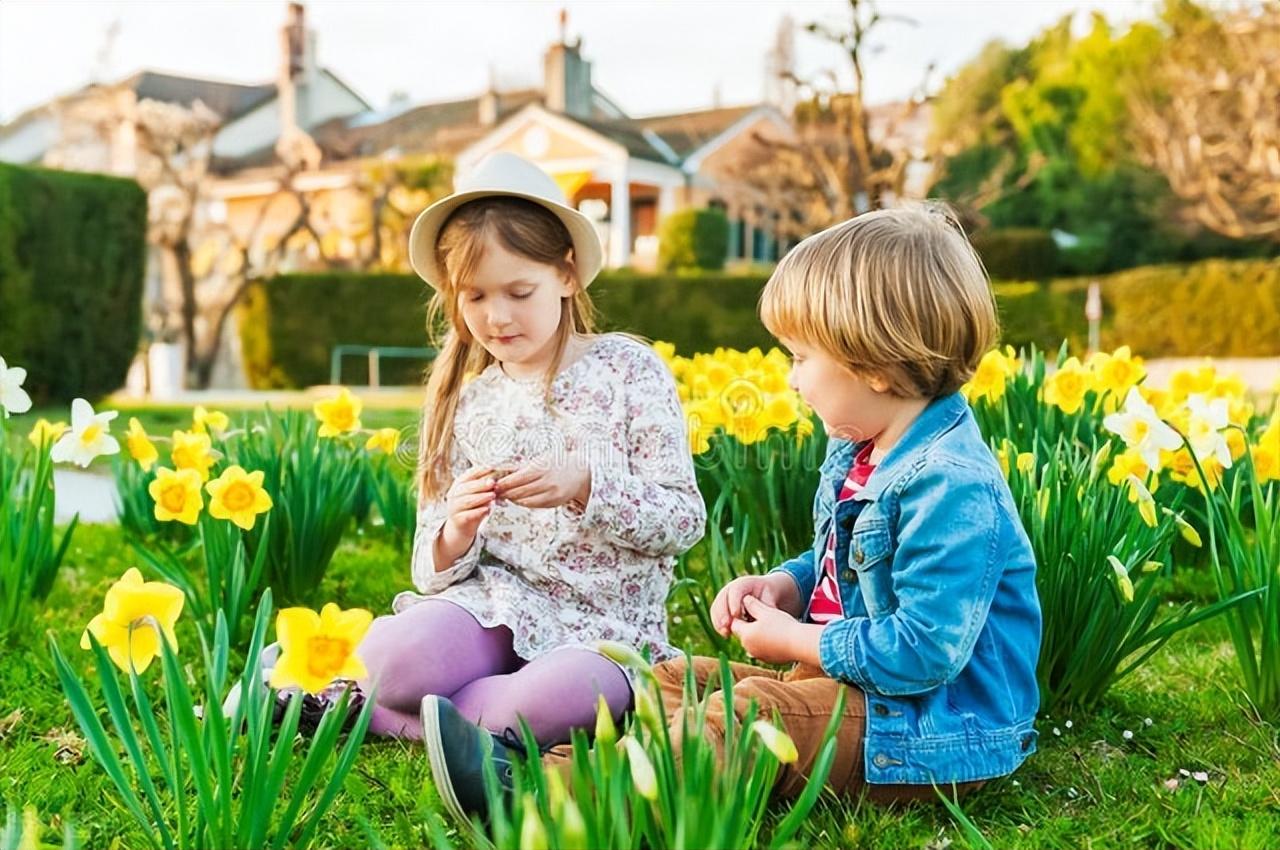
[408,189,604,291]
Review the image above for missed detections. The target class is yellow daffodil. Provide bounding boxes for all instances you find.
[364,428,401,455]
[125,418,159,471]
[148,467,204,525]
[27,418,68,448]
[1016,452,1036,475]
[652,341,676,363]
[1252,420,1279,484]
[1089,346,1146,400]
[191,405,230,435]
[80,568,185,674]
[205,465,273,531]
[1168,362,1217,402]
[50,399,120,468]
[964,346,1020,405]
[269,603,373,695]
[1107,449,1157,494]
[1042,357,1093,415]
[170,429,216,481]
[313,388,363,437]
[1185,394,1233,470]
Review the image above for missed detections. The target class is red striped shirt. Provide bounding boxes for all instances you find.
[808,443,877,625]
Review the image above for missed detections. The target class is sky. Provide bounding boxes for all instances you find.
[0,0,1157,124]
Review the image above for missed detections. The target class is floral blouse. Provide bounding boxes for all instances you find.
[393,334,706,664]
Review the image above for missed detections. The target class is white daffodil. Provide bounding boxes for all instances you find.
[51,398,120,468]
[1185,394,1233,469]
[0,356,33,417]
[1102,388,1181,470]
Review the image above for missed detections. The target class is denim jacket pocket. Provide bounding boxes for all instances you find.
[848,522,895,617]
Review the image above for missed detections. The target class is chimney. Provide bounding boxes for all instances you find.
[479,65,500,126]
[543,9,592,119]
[278,2,316,134]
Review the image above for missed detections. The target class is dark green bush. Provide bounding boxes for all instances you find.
[0,163,146,402]
[658,208,730,272]
[971,227,1060,280]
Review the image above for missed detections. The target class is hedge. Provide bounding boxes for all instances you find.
[0,163,147,403]
[970,228,1060,281]
[658,207,730,272]
[238,258,1280,388]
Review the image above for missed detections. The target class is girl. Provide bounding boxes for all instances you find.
[353,152,704,745]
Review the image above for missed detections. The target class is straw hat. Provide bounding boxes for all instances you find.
[408,151,603,290]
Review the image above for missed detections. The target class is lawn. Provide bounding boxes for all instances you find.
[3,521,1278,849]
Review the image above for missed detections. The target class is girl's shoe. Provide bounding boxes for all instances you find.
[420,695,518,823]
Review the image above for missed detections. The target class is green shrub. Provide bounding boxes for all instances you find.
[658,207,730,272]
[971,227,1060,280]
[238,259,1280,388]
[0,163,146,403]
[1098,259,1280,356]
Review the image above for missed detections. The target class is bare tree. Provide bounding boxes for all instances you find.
[1131,4,1280,240]
[728,0,933,236]
[129,98,332,387]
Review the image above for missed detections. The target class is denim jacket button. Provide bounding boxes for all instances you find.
[854,548,865,564]
[873,753,891,768]
[873,703,889,717]
[840,568,857,582]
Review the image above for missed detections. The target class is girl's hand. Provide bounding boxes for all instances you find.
[711,573,801,637]
[495,455,591,509]
[436,466,496,569]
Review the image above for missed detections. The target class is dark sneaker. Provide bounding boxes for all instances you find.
[276,680,366,736]
[421,695,518,824]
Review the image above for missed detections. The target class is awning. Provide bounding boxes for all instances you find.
[551,170,593,199]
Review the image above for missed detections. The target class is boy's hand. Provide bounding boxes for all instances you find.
[730,596,823,667]
[495,455,591,509]
[710,573,800,636]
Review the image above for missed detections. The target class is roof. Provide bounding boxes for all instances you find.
[625,105,759,158]
[119,70,277,120]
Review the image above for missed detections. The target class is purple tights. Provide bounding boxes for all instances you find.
[353,599,632,743]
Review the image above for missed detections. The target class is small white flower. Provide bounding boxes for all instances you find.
[1144,717,1153,727]
[1103,388,1182,469]
[50,398,120,468]
[1185,394,1233,469]
[0,356,33,417]
[1053,727,1062,736]
[1179,768,1191,777]
[1192,770,1209,784]
[1122,729,1134,741]
[1064,720,1073,729]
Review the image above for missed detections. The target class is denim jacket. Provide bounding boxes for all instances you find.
[772,392,1042,785]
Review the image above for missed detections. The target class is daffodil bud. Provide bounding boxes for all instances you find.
[751,720,799,764]
[624,736,658,800]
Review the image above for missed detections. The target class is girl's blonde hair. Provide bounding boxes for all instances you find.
[418,197,596,501]
[759,202,997,398]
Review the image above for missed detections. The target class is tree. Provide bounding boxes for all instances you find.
[350,154,452,270]
[729,0,932,238]
[1130,2,1280,241]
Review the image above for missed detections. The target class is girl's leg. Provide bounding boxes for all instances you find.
[357,599,522,738]
[450,647,632,745]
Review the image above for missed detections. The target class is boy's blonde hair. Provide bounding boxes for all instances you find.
[759,202,997,399]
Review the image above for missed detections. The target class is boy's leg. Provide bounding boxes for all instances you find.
[697,672,866,800]
[356,599,522,738]
[450,647,631,745]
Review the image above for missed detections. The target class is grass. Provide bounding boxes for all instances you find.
[2,524,1278,848]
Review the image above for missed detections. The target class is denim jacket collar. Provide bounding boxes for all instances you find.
[849,392,970,503]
